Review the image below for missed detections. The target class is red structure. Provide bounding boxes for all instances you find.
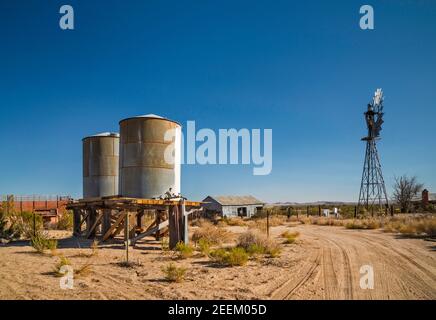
[1,195,71,224]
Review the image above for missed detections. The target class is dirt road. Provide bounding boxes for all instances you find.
[271,225,436,300]
[0,226,434,300]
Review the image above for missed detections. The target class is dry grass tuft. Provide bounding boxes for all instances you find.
[237,230,281,258]
[175,241,194,259]
[281,230,300,244]
[162,263,187,282]
[192,220,232,245]
[383,215,436,237]
[53,255,71,277]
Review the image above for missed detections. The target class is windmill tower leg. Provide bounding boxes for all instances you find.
[358,140,388,215]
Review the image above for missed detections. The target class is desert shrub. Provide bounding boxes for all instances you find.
[162,263,186,282]
[220,217,247,227]
[30,231,57,253]
[209,248,228,263]
[175,241,194,259]
[247,215,288,232]
[237,230,281,258]
[210,247,249,266]
[161,237,170,251]
[345,219,381,230]
[311,217,345,226]
[197,238,211,256]
[237,230,269,250]
[383,215,436,237]
[246,243,265,255]
[75,262,92,278]
[281,230,300,244]
[53,255,71,277]
[225,247,249,266]
[9,212,43,239]
[56,211,73,230]
[267,245,282,258]
[192,220,232,245]
[0,210,13,239]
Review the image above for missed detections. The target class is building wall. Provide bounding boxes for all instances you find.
[222,205,262,218]
[201,196,223,212]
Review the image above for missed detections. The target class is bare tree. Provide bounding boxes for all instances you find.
[392,175,424,213]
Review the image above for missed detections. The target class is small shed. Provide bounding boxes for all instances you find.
[201,195,264,218]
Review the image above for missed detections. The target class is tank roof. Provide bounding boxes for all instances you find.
[82,132,120,140]
[119,114,181,126]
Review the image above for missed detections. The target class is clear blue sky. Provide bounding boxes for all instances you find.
[0,0,435,203]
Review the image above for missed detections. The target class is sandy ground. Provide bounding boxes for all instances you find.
[0,225,435,300]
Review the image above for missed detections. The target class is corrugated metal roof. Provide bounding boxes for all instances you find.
[209,195,264,206]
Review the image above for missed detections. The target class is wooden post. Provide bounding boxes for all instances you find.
[73,209,82,236]
[181,201,188,244]
[128,212,136,239]
[125,211,129,263]
[101,209,112,236]
[354,206,357,218]
[318,205,321,217]
[87,209,97,238]
[266,209,270,238]
[390,205,394,217]
[169,205,181,249]
[306,206,309,217]
[155,210,162,241]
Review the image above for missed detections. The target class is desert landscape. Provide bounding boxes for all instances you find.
[1,215,435,300]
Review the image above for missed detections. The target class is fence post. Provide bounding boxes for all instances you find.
[266,209,270,238]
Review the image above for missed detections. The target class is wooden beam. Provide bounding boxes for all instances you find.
[86,212,104,238]
[130,220,169,245]
[102,212,127,241]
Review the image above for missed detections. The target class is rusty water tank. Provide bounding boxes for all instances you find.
[119,114,181,199]
[82,132,120,198]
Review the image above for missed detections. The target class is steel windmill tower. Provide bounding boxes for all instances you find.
[358,88,389,213]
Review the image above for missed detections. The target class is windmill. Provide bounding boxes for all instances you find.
[357,88,389,214]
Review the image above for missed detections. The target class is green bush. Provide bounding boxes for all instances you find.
[225,247,249,266]
[162,263,187,282]
[30,231,57,253]
[11,211,43,239]
[57,211,73,230]
[175,241,194,259]
[197,238,211,256]
[53,255,71,277]
[210,247,249,266]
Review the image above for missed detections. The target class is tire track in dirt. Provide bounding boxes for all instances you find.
[273,225,436,300]
[354,233,436,299]
[271,249,321,299]
[324,236,354,300]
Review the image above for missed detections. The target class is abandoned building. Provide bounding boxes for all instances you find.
[201,195,264,218]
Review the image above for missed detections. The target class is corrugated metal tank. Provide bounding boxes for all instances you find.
[119,114,181,199]
[82,132,120,198]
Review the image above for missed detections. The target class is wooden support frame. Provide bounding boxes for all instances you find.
[67,197,201,245]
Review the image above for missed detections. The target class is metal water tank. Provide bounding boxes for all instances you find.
[82,132,120,198]
[119,114,181,199]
